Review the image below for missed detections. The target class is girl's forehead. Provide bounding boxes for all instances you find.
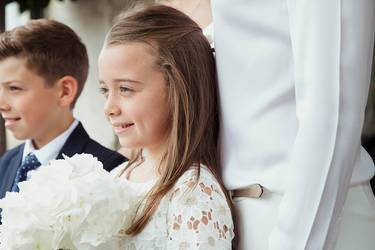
[99,43,157,68]
[98,42,167,87]
[105,40,159,59]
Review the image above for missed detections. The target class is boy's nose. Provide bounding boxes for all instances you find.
[0,93,10,113]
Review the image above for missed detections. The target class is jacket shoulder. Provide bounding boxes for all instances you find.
[0,144,23,166]
[83,139,127,172]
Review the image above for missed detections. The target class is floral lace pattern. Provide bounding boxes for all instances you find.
[119,166,234,250]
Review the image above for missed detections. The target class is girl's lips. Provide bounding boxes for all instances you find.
[113,123,134,134]
[3,117,20,128]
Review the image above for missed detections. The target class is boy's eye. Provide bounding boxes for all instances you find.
[8,86,22,91]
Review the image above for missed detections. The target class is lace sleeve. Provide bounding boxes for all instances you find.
[166,169,234,250]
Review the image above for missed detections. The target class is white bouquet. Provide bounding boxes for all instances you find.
[0,154,137,250]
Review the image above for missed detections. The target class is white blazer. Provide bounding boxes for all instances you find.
[213,0,375,249]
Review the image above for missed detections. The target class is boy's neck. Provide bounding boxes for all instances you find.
[32,113,75,149]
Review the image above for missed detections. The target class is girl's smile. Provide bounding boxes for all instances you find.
[112,122,135,134]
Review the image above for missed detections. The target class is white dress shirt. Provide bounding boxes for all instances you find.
[213,0,375,249]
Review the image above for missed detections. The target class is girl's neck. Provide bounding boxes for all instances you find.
[124,148,164,183]
[127,158,159,183]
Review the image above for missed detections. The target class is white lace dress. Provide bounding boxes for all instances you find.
[112,165,234,250]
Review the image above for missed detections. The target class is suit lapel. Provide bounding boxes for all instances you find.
[0,145,23,198]
[1,123,90,197]
[56,122,90,159]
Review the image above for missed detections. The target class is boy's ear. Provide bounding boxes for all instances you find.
[56,76,78,108]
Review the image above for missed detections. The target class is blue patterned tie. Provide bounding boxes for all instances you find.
[11,153,41,192]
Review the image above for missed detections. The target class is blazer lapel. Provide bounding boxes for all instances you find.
[56,122,90,160]
[0,145,23,198]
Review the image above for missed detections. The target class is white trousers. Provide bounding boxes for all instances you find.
[233,182,375,250]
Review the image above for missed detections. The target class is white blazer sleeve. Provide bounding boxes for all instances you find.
[269,0,375,249]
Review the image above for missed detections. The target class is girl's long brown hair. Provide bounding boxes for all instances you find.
[105,4,233,235]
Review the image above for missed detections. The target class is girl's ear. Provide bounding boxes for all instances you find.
[56,76,78,108]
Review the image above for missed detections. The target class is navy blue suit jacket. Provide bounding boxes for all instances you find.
[0,122,126,200]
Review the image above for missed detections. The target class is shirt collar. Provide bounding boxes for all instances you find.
[22,119,79,165]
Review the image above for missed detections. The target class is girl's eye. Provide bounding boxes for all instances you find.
[99,87,109,97]
[120,86,132,93]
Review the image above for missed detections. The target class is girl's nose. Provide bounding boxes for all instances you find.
[104,95,121,117]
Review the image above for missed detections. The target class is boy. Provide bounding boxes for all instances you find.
[0,19,126,201]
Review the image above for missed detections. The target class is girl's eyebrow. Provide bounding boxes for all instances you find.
[99,78,144,85]
[113,78,144,85]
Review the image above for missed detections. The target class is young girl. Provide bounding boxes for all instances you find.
[98,5,234,249]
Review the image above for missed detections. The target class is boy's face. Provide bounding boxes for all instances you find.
[0,57,63,146]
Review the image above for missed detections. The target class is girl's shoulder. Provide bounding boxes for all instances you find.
[171,164,227,202]
[176,164,219,184]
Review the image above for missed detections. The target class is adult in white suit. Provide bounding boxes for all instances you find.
[213,0,375,249]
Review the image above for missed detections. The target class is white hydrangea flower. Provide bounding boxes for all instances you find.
[0,153,138,250]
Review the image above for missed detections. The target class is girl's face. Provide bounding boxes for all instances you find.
[98,42,170,154]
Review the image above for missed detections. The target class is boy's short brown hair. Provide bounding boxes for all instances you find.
[0,19,88,108]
